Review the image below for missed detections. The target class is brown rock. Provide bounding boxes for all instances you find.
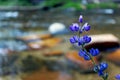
[106,49,120,65]
[65,51,98,72]
[23,68,72,80]
[85,34,120,51]
[44,50,63,56]
[42,38,62,47]
[17,34,52,42]
[27,38,62,49]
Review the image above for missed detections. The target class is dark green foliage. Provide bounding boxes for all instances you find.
[0,0,118,9]
[0,0,32,6]
[21,55,42,72]
[86,3,118,9]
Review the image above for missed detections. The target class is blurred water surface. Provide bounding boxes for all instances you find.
[0,9,120,50]
[0,8,119,80]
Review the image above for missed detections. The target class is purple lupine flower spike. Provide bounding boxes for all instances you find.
[69,15,109,80]
[79,15,83,23]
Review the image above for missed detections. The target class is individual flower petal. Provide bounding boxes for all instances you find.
[99,62,108,71]
[78,49,86,57]
[84,25,91,31]
[78,37,84,46]
[73,35,79,42]
[95,49,99,54]
[73,23,79,31]
[82,23,91,31]
[98,71,104,76]
[69,36,79,44]
[69,25,75,31]
[83,35,91,43]
[78,49,90,60]
[82,23,88,28]
[69,23,79,32]
[83,54,90,60]
[89,48,100,56]
[69,37,76,44]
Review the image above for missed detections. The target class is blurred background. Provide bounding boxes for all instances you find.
[0,0,120,80]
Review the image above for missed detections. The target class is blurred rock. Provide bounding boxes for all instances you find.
[5,12,19,18]
[96,9,114,14]
[27,38,62,49]
[65,51,99,73]
[0,21,23,28]
[0,40,28,52]
[84,34,120,51]
[0,28,23,38]
[0,42,14,54]
[44,50,63,56]
[17,34,52,42]
[106,49,120,66]
[0,52,19,75]
[0,11,19,19]
[89,15,117,25]
[6,40,28,52]
[45,59,68,71]
[0,48,9,55]
[105,18,116,24]
[44,50,101,72]
[23,68,72,80]
[49,23,66,34]
[21,55,42,72]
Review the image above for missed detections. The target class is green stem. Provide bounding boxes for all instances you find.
[81,45,108,80]
[102,76,108,80]
[76,26,107,80]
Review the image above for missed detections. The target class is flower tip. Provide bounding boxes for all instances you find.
[79,15,83,23]
[79,15,83,18]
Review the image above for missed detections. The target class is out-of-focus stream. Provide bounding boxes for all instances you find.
[0,9,120,80]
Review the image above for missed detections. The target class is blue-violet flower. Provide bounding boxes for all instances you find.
[69,23,79,32]
[115,74,120,80]
[89,48,100,56]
